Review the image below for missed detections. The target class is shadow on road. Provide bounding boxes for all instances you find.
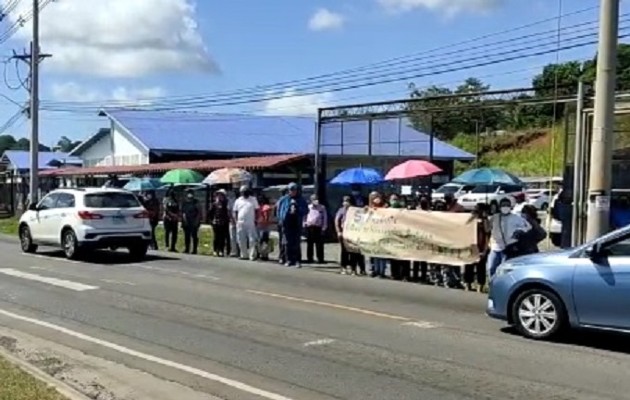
[501,326,630,354]
[36,250,177,265]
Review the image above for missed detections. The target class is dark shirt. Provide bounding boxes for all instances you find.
[209,200,230,226]
[181,199,201,226]
[163,198,179,222]
[142,197,161,224]
[283,211,302,233]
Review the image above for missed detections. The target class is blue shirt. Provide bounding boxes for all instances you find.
[276,194,308,223]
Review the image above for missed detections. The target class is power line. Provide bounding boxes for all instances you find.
[42,5,602,108]
[41,27,630,112]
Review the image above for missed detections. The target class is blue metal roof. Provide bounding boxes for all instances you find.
[91,109,474,161]
[103,109,316,154]
[2,150,82,170]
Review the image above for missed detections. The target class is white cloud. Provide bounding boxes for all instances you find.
[377,0,503,16]
[308,8,345,31]
[11,0,217,78]
[50,82,166,107]
[262,89,334,116]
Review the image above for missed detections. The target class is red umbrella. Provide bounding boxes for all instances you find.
[384,160,442,180]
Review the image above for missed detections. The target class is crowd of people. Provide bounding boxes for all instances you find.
[136,182,547,292]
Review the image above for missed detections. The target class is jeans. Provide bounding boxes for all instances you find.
[183,224,199,254]
[277,225,286,263]
[371,258,388,277]
[212,224,230,255]
[163,219,178,251]
[149,221,158,250]
[487,249,506,278]
[237,222,258,260]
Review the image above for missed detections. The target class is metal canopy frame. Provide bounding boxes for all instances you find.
[314,85,578,198]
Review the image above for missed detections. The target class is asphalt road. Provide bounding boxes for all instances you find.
[0,241,628,399]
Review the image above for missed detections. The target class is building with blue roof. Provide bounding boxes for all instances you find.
[69,108,473,168]
[0,150,82,173]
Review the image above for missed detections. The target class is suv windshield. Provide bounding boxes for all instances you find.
[470,184,500,194]
[84,192,140,208]
[436,185,460,194]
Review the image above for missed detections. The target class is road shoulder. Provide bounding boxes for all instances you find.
[0,326,222,400]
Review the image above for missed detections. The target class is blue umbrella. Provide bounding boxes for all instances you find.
[123,178,164,192]
[452,168,523,185]
[330,167,383,186]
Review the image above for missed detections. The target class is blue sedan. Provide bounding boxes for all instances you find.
[487,225,630,340]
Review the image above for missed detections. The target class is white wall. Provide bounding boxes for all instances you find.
[81,124,149,167]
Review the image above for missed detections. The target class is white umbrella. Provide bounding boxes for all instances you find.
[203,168,252,186]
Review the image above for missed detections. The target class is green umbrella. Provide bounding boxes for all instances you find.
[160,169,204,185]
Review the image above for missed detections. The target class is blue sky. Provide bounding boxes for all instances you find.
[0,0,622,148]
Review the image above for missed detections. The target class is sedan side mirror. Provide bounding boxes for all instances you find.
[585,243,602,259]
[27,203,38,211]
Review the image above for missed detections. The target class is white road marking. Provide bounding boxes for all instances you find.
[26,254,82,264]
[0,268,98,292]
[0,308,294,400]
[131,265,219,280]
[100,279,136,286]
[303,338,336,347]
[402,321,439,329]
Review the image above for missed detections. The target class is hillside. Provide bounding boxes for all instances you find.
[448,127,566,177]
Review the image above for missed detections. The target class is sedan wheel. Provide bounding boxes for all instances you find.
[513,289,565,340]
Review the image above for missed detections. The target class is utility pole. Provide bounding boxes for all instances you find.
[585,0,619,241]
[571,80,585,247]
[474,120,480,167]
[13,0,50,204]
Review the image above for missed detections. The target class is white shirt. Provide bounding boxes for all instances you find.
[490,212,531,251]
[233,196,259,225]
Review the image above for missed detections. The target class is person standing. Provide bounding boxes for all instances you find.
[208,189,231,257]
[233,185,259,261]
[388,194,410,281]
[181,188,202,254]
[227,188,239,257]
[487,198,531,278]
[257,195,273,261]
[368,191,388,278]
[518,204,547,256]
[283,200,303,267]
[276,183,308,264]
[335,196,356,274]
[304,194,327,264]
[141,190,160,250]
[464,203,491,292]
[162,188,180,252]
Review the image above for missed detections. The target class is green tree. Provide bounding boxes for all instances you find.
[56,136,81,153]
[0,135,16,155]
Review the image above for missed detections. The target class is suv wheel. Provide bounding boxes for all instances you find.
[512,289,566,340]
[19,225,37,253]
[128,244,148,261]
[62,229,81,260]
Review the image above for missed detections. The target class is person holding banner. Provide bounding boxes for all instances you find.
[487,198,531,278]
[368,191,388,278]
[464,203,491,292]
[335,196,357,275]
[388,194,410,281]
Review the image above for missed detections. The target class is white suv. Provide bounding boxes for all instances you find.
[457,183,526,213]
[18,188,152,260]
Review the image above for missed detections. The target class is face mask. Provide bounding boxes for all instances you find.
[373,198,382,205]
[187,194,193,199]
[500,206,511,214]
[390,200,399,207]
[312,200,319,205]
[343,202,350,208]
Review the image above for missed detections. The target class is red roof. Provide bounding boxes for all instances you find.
[40,154,309,177]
